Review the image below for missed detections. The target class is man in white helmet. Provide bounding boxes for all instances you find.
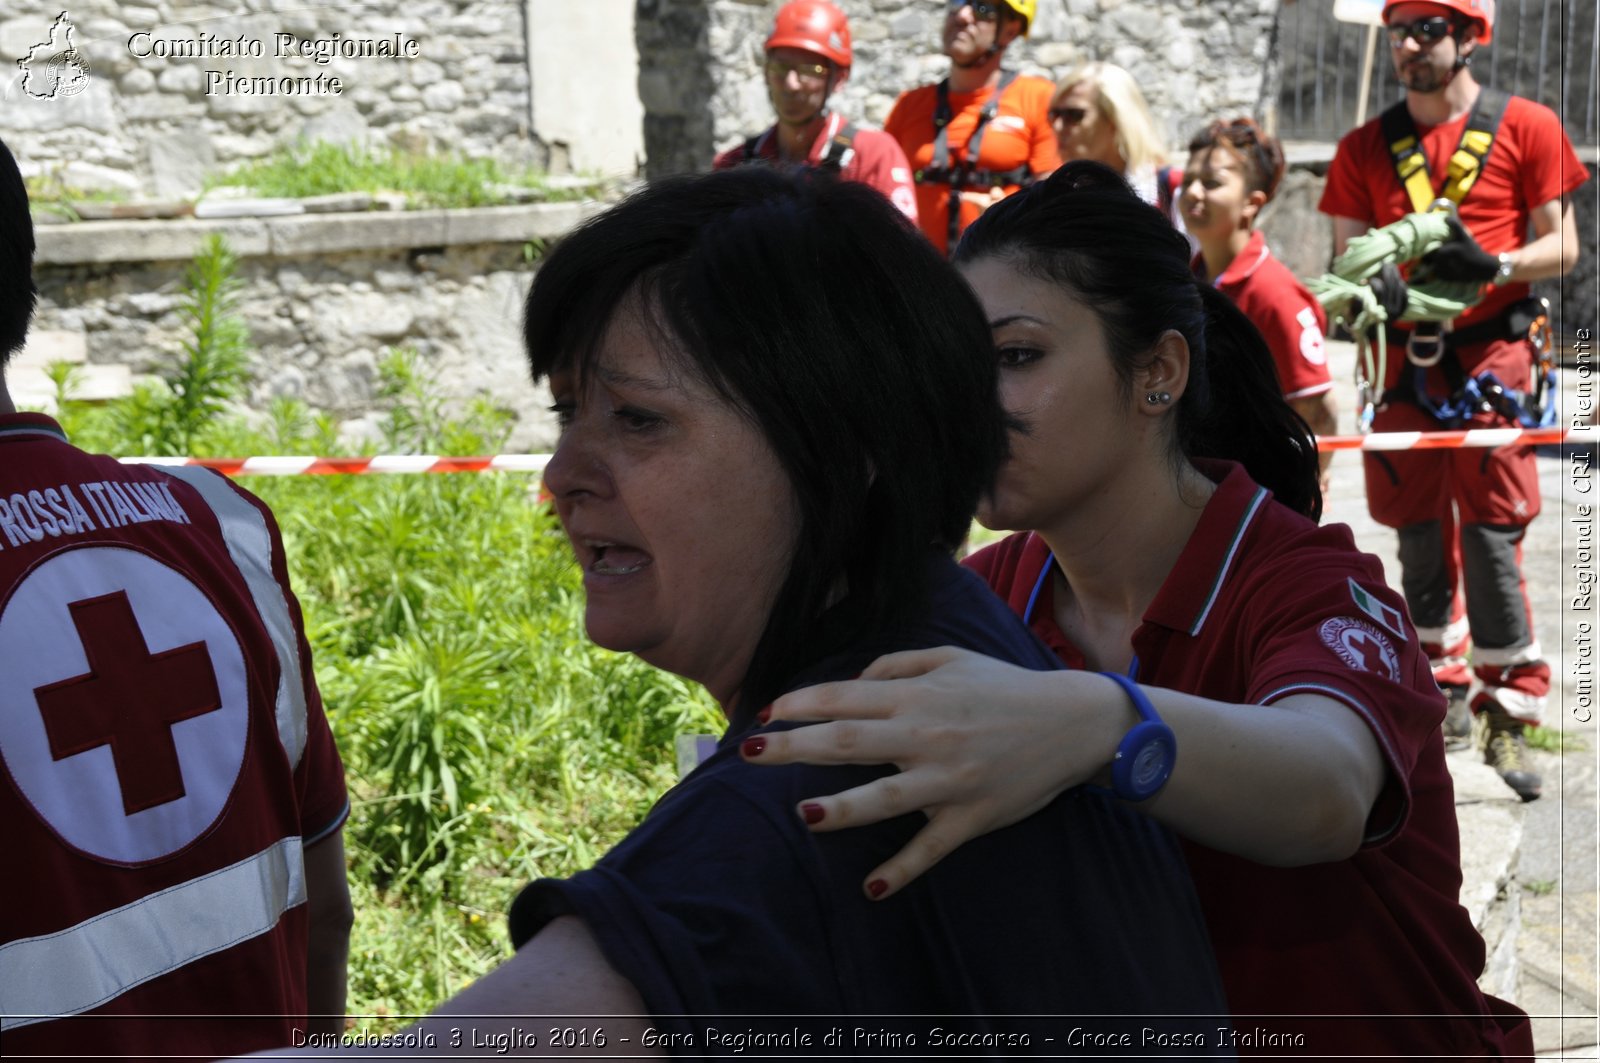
[1320,0,1587,802]
[715,0,917,223]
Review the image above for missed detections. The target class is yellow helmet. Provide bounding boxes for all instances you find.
[1002,0,1037,35]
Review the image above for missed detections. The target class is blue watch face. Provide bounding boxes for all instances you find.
[1112,721,1176,801]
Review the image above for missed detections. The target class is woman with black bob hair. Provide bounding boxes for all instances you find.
[751,162,1531,1056]
[279,167,1228,1055]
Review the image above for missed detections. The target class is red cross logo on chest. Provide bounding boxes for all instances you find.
[33,590,223,815]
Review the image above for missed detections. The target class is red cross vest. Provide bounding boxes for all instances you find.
[0,413,347,1057]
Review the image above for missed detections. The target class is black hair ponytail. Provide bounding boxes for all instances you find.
[1184,283,1321,520]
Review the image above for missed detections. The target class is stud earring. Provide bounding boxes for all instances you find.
[1145,391,1172,406]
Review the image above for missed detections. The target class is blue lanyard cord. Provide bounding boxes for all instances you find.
[1021,549,1140,680]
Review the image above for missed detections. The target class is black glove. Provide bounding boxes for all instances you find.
[1419,216,1499,282]
[1367,261,1410,322]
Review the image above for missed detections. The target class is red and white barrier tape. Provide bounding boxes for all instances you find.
[1318,425,1587,452]
[120,454,553,476]
[118,425,1591,475]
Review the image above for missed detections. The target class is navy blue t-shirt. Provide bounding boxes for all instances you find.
[511,555,1230,1057]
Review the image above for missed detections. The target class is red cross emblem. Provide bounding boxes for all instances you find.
[1318,617,1401,682]
[34,591,222,815]
[3,545,250,864]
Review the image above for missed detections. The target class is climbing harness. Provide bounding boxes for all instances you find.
[916,71,1033,253]
[1309,86,1549,430]
[742,115,860,173]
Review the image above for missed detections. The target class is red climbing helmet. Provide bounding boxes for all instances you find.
[1382,0,1494,45]
[766,0,853,72]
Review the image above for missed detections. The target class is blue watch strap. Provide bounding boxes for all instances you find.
[1087,672,1177,802]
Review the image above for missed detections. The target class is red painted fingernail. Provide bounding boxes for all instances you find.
[866,879,889,900]
[756,705,772,725]
[741,736,766,758]
[800,802,826,825]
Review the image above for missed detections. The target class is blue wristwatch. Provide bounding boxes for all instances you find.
[1091,672,1176,802]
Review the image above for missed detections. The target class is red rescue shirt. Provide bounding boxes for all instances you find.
[1319,92,1589,333]
[713,112,919,223]
[1198,229,1332,401]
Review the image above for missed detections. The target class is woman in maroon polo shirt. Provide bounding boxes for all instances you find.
[744,161,1531,1058]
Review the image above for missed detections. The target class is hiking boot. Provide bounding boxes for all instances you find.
[1480,700,1542,802]
[1440,683,1473,750]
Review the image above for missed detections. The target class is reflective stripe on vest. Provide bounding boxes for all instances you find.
[0,836,307,1029]
[162,465,308,769]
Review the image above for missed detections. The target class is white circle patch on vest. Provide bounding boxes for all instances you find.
[1319,616,1401,683]
[0,545,249,865]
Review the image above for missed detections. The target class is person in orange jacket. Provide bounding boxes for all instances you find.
[883,0,1059,255]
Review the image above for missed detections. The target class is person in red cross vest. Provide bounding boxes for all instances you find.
[713,0,918,223]
[0,136,352,1057]
[883,0,1060,255]
[1318,0,1588,801]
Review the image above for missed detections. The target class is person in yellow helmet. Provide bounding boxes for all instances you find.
[883,0,1059,255]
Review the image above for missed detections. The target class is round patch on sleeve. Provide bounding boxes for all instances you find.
[1319,617,1401,682]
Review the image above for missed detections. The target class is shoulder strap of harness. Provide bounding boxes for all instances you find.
[818,120,858,172]
[928,71,1020,255]
[742,133,763,165]
[1381,87,1510,214]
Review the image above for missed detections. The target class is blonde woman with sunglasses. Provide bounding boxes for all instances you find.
[1050,61,1182,233]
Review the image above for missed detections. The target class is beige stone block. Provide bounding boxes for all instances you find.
[13,330,88,370]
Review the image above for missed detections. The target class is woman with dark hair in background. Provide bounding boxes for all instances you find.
[265,166,1227,1057]
[749,161,1532,1058]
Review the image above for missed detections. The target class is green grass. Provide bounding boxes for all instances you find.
[208,141,598,209]
[24,171,130,205]
[1526,726,1587,753]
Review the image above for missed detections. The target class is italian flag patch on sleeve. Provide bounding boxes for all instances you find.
[1348,578,1407,640]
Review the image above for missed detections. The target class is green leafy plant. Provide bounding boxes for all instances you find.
[111,234,252,455]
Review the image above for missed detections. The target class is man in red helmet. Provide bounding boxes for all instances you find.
[714,0,918,222]
[1320,0,1587,802]
[883,0,1059,256]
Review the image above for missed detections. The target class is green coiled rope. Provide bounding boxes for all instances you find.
[1304,211,1486,417]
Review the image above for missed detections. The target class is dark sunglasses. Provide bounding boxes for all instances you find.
[1049,106,1088,125]
[1386,16,1457,45]
[948,0,1002,22]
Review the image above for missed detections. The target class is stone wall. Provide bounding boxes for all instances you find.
[22,204,606,450]
[642,0,1282,178]
[0,0,647,197]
